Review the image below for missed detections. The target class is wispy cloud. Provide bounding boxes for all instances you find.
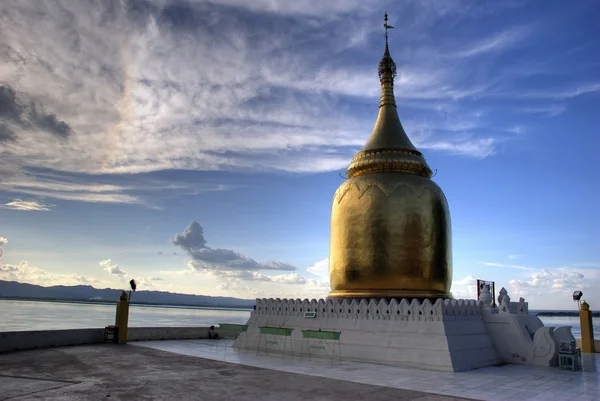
[0,0,595,201]
[520,104,566,117]
[421,137,497,158]
[0,167,235,205]
[204,269,308,285]
[481,261,535,271]
[453,25,531,58]
[0,0,555,188]
[2,199,52,211]
[513,82,600,100]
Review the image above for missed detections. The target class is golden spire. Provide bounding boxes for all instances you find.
[346,12,432,179]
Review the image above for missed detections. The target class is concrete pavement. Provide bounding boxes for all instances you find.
[0,344,474,401]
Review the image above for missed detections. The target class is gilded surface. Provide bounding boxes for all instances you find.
[328,15,452,299]
[329,173,452,299]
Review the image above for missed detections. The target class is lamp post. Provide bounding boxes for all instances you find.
[573,290,596,354]
[114,279,137,345]
[573,290,583,310]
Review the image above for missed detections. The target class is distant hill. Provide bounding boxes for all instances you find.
[0,280,255,309]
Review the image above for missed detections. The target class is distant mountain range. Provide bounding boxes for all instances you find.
[0,280,255,309]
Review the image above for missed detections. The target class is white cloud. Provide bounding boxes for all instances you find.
[0,167,139,204]
[136,275,165,288]
[205,269,308,285]
[168,221,332,297]
[420,137,497,158]
[174,221,297,272]
[0,236,7,259]
[271,273,307,285]
[99,259,128,277]
[571,262,600,268]
[460,263,600,309]
[2,199,52,211]
[306,258,329,282]
[215,274,329,299]
[520,104,565,117]
[160,267,196,276]
[450,274,478,299]
[218,280,261,295]
[191,0,373,17]
[0,167,234,206]
[68,274,100,285]
[206,270,274,282]
[509,267,595,297]
[0,261,55,284]
[160,257,330,299]
[516,82,600,100]
[0,0,550,196]
[481,262,535,271]
[0,261,99,286]
[453,25,530,58]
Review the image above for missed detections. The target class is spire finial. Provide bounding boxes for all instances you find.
[378,12,397,80]
[383,12,394,47]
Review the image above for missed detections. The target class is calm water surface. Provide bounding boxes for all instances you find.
[1,300,250,331]
[1,300,598,338]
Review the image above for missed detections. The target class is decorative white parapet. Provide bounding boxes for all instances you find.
[234,297,500,372]
[480,287,568,367]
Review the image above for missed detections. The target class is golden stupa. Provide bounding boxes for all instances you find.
[328,13,452,300]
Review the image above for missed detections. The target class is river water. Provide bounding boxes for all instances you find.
[1,300,598,338]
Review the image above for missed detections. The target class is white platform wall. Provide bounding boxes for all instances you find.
[235,298,499,372]
[233,290,571,372]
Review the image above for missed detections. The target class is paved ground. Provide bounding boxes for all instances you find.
[0,344,473,401]
[133,339,600,401]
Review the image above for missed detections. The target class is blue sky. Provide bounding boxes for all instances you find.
[0,0,598,309]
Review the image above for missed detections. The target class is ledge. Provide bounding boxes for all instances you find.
[0,326,226,354]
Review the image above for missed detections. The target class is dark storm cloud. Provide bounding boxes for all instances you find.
[173,221,296,272]
[0,85,72,139]
[0,124,16,142]
[28,103,72,138]
[0,85,23,122]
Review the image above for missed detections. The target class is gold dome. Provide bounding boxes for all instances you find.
[328,13,452,300]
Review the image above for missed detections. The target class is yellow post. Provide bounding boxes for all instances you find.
[579,301,596,353]
[115,291,130,345]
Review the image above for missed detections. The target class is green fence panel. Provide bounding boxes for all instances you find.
[302,330,341,340]
[259,326,293,336]
[219,323,248,332]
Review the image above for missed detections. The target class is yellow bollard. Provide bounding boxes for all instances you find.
[579,301,596,353]
[115,291,130,344]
